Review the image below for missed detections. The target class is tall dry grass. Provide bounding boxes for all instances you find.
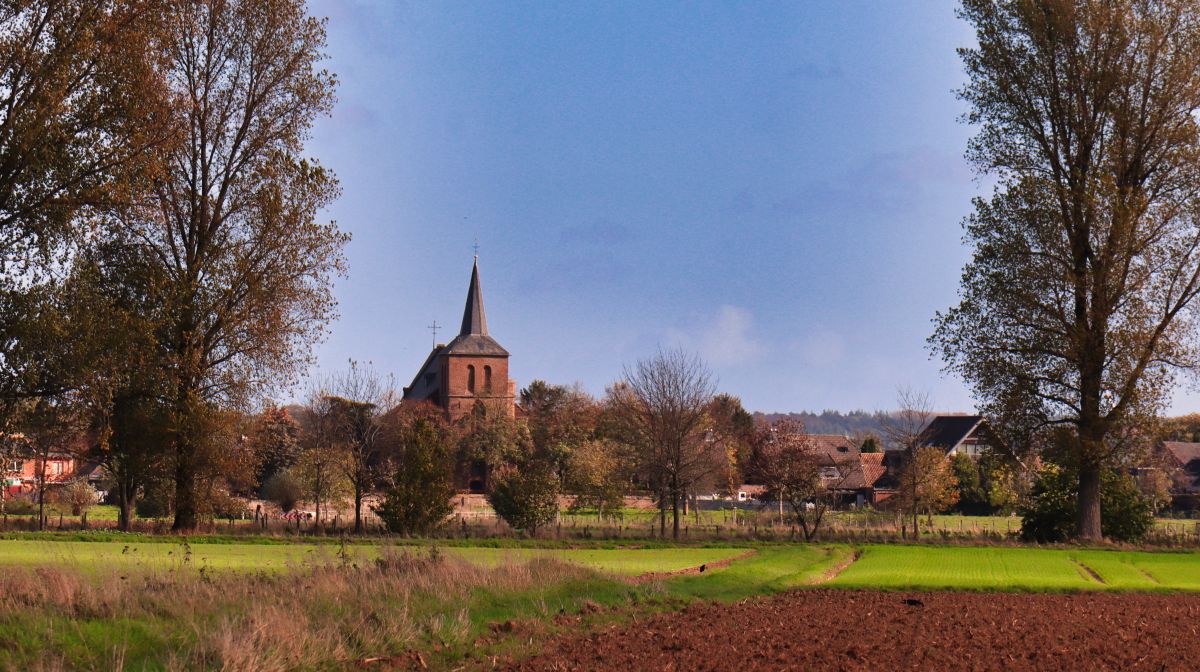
[0,547,600,671]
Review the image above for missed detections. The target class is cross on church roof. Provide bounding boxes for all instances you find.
[427,320,440,348]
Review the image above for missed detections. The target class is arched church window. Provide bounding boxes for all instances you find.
[467,365,476,393]
[484,366,493,392]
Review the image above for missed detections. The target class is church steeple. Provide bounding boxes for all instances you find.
[439,256,508,357]
[459,257,488,336]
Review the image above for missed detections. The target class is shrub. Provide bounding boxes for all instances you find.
[952,453,989,515]
[1020,465,1154,542]
[135,487,172,519]
[52,480,98,517]
[487,467,559,533]
[205,485,250,520]
[2,497,36,516]
[374,419,455,535]
[262,471,302,513]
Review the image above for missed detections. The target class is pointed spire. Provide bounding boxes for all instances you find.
[459,257,488,336]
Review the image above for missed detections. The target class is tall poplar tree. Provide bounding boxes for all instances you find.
[933,0,1200,540]
[110,0,346,531]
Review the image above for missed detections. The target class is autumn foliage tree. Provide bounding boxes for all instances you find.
[895,446,960,526]
[251,403,301,486]
[0,0,167,267]
[934,0,1200,540]
[0,1,170,441]
[752,419,838,541]
[103,0,347,531]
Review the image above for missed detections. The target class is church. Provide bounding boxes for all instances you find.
[401,258,516,421]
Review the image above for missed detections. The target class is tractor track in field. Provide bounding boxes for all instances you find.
[630,550,756,584]
[507,590,1200,671]
[1133,565,1161,585]
[804,548,861,585]
[1071,558,1106,584]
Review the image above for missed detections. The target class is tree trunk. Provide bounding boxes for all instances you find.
[669,474,681,540]
[173,444,198,532]
[672,488,681,540]
[37,455,45,531]
[353,487,363,534]
[1076,461,1103,541]
[658,484,666,537]
[911,450,919,538]
[118,485,134,532]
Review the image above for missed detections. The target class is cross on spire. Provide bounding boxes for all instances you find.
[472,237,480,259]
[427,320,440,348]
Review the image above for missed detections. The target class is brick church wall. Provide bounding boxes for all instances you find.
[444,355,514,420]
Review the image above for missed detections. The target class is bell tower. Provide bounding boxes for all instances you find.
[401,257,515,421]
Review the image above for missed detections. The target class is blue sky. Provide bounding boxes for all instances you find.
[297,1,1200,415]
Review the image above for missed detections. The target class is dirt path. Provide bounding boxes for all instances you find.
[630,550,757,584]
[509,590,1200,671]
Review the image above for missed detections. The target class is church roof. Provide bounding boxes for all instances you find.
[444,258,509,356]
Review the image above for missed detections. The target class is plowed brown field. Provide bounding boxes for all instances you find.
[511,590,1200,671]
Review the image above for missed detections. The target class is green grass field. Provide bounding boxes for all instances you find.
[0,538,746,576]
[829,545,1200,592]
[2,536,1198,592]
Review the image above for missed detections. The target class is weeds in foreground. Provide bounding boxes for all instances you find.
[0,547,625,671]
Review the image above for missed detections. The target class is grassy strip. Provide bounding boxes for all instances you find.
[0,551,661,670]
[0,539,747,576]
[829,545,1200,592]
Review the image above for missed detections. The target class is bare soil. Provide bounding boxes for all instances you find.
[510,590,1200,671]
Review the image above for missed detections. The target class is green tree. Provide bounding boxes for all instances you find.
[564,438,629,517]
[1021,465,1154,543]
[330,361,397,533]
[933,0,1200,541]
[859,435,882,454]
[951,453,988,515]
[374,418,455,535]
[262,470,302,513]
[520,380,597,483]
[487,467,559,534]
[456,411,532,488]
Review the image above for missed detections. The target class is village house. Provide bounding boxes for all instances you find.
[3,450,78,498]
[808,434,890,507]
[922,414,999,457]
[724,435,891,508]
[877,414,1002,498]
[1158,441,1200,511]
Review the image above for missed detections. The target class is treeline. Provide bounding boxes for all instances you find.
[754,410,892,439]
[0,1,346,531]
[252,353,763,539]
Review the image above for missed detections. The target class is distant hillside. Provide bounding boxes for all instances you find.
[753,410,893,437]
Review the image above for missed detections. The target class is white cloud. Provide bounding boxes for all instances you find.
[668,305,766,367]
